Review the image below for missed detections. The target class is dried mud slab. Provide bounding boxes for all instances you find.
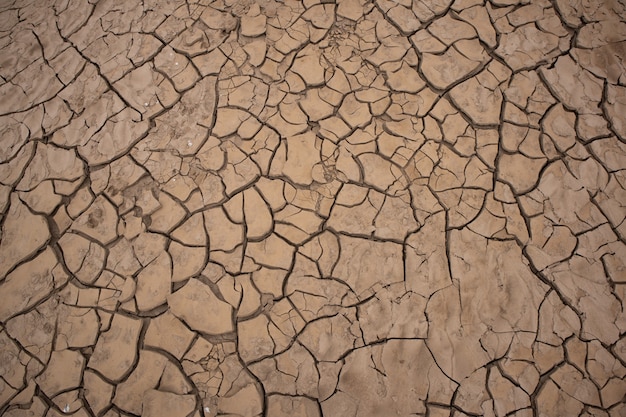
[0,0,625,416]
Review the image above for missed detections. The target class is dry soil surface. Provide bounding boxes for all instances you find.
[1,0,626,416]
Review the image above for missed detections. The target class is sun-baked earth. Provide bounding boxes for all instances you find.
[1,0,626,416]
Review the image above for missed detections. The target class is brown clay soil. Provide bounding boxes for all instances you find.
[1,0,626,416]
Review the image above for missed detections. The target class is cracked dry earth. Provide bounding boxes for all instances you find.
[2,0,626,416]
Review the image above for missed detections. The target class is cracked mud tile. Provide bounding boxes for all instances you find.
[0,195,51,280]
[113,63,179,119]
[58,232,106,285]
[1,0,626,416]
[0,247,62,322]
[448,61,510,126]
[87,313,142,382]
[321,340,455,416]
[248,338,316,396]
[358,283,428,343]
[113,350,171,415]
[168,277,234,335]
[331,234,402,298]
[420,39,488,90]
